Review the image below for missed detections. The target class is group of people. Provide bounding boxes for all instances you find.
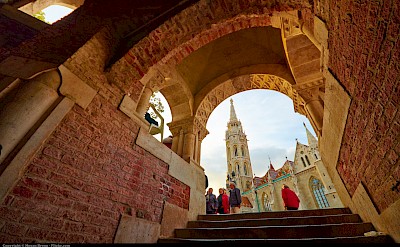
[206,182,300,214]
[205,182,242,214]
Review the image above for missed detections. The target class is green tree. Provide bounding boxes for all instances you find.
[34,11,50,24]
[149,92,165,119]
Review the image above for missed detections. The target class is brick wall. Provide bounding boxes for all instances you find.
[326,0,400,212]
[0,94,190,243]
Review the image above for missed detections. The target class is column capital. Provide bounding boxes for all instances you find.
[167,116,209,141]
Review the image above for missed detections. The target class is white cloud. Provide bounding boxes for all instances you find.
[201,90,315,192]
[42,5,73,24]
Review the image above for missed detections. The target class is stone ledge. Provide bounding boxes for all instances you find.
[0,97,74,201]
[59,65,97,109]
[119,94,149,130]
[114,214,160,243]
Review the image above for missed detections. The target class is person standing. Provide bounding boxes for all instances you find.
[229,182,242,214]
[281,184,300,210]
[217,188,230,214]
[205,188,217,214]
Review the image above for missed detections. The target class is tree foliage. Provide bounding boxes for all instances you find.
[34,11,50,24]
[149,92,165,119]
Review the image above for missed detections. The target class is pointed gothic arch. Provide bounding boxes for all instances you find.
[262,192,273,212]
[234,146,238,157]
[310,176,330,209]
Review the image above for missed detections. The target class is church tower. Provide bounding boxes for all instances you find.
[225,99,253,193]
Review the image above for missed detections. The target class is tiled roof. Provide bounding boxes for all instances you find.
[241,196,253,208]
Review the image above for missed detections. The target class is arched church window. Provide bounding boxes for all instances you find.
[244,164,247,175]
[241,146,245,156]
[237,164,240,175]
[234,146,238,156]
[301,157,306,167]
[305,155,311,166]
[310,177,330,208]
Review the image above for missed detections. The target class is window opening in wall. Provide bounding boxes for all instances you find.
[305,155,311,166]
[147,92,171,144]
[244,164,247,175]
[301,157,306,167]
[314,154,318,159]
[237,164,240,174]
[42,5,73,23]
[234,146,238,156]
[241,146,245,156]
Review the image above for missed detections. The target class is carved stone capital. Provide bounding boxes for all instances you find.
[167,116,209,141]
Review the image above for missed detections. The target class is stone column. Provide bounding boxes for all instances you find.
[0,70,61,166]
[136,87,153,117]
[305,98,324,133]
[177,129,184,156]
[168,117,209,164]
[182,132,195,163]
[171,135,179,153]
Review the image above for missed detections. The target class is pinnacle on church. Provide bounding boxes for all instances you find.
[230,98,238,121]
[303,122,318,147]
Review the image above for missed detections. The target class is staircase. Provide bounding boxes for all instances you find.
[158,208,394,243]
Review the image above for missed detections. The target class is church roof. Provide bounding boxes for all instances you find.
[253,176,268,187]
[254,160,294,187]
[241,196,253,208]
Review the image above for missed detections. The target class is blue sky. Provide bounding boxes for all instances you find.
[42,7,316,193]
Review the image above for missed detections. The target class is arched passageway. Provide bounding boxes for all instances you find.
[0,0,399,243]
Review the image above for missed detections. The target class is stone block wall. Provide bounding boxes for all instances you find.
[322,0,400,213]
[0,94,190,243]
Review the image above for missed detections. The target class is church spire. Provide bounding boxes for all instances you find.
[230,98,238,121]
[304,122,318,147]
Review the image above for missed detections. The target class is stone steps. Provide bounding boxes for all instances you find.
[159,235,393,243]
[158,208,395,243]
[188,214,361,228]
[197,207,352,221]
[175,222,375,239]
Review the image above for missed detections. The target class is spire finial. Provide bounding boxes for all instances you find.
[229,98,238,121]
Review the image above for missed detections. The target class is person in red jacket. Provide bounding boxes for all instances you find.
[217,188,230,214]
[281,184,300,210]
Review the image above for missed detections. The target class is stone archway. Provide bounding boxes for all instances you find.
[195,73,306,129]
[0,0,399,243]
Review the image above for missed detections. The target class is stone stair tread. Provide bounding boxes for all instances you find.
[180,222,371,230]
[175,222,375,239]
[197,207,352,221]
[159,235,393,243]
[192,213,359,223]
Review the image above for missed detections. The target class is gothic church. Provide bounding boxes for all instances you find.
[225,99,343,213]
